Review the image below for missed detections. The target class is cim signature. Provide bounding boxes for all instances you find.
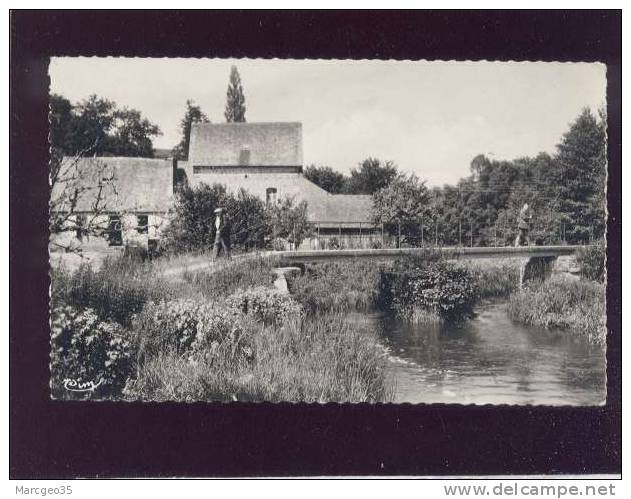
[63,378,103,393]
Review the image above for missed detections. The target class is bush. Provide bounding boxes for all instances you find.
[51,257,171,325]
[327,237,344,250]
[133,298,255,366]
[379,260,476,321]
[507,276,606,344]
[226,286,302,325]
[161,183,267,254]
[576,241,606,282]
[50,305,134,399]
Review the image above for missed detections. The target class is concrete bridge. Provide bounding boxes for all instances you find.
[270,245,587,288]
[271,245,582,264]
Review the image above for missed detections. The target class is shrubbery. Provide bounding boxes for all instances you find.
[576,241,606,282]
[132,298,259,365]
[379,259,476,322]
[507,275,606,344]
[51,256,172,325]
[50,305,134,398]
[226,286,302,325]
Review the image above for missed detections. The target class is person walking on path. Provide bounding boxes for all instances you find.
[515,203,532,247]
[212,207,231,261]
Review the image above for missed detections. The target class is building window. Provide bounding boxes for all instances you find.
[136,215,149,234]
[239,148,251,166]
[266,187,277,205]
[75,214,86,241]
[108,215,123,246]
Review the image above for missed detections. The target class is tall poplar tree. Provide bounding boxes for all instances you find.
[224,65,246,123]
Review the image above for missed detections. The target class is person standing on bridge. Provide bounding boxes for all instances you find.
[515,203,532,247]
[212,207,231,261]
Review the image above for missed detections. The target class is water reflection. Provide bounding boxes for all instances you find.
[359,301,606,406]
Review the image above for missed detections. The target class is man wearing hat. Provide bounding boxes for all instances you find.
[212,207,231,260]
[515,203,532,247]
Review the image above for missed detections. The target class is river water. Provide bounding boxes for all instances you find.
[357,301,606,406]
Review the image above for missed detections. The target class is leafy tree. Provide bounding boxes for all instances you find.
[65,95,117,155]
[224,65,246,123]
[345,157,398,194]
[108,107,161,157]
[49,94,161,157]
[49,94,74,154]
[161,184,267,254]
[553,107,607,243]
[303,165,347,193]
[265,197,310,250]
[173,100,210,160]
[372,174,431,246]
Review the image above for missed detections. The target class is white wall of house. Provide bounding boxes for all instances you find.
[49,213,170,251]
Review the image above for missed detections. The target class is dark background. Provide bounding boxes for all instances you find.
[10,10,622,478]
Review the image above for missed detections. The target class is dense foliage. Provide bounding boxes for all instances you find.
[379,259,477,322]
[172,99,210,160]
[51,257,171,325]
[162,183,310,254]
[427,108,607,246]
[50,94,161,157]
[508,276,606,345]
[305,157,399,194]
[224,65,246,123]
[226,286,303,325]
[303,165,347,194]
[50,305,134,398]
[576,241,606,282]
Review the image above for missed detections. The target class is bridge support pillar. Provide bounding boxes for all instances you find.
[519,256,557,288]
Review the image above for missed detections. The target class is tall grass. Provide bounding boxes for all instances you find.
[507,275,606,345]
[182,257,276,300]
[460,260,520,300]
[51,256,177,325]
[286,261,380,314]
[126,312,394,403]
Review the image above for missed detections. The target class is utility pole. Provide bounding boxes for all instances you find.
[397,219,401,249]
[381,222,384,248]
[470,220,473,247]
[458,217,462,246]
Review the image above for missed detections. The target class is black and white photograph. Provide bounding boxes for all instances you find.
[9,9,622,481]
[47,57,608,406]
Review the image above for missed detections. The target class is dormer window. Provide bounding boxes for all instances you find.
[239,148,251,166]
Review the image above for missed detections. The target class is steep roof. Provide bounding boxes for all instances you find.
[188,122,303,167]
[318,194,373,225]
[51,157,173,213]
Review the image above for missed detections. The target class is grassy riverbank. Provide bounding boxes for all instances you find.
[507,275,606,345]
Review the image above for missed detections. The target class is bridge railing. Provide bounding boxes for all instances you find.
[303,218,598,251]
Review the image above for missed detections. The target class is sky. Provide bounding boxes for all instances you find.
[49,58,606,187]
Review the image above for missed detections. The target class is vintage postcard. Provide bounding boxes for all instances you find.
[48,58,607,405]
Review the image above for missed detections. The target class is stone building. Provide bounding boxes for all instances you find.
[50,157,174,253]
[50,122,375,252]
